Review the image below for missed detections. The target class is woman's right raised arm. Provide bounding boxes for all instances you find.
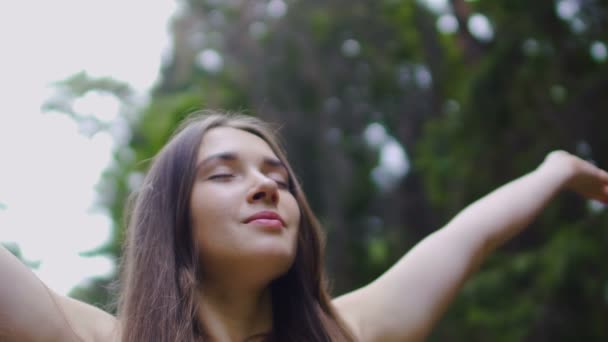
[0,244,116,342]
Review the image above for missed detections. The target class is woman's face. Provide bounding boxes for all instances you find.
[190,126,300,280]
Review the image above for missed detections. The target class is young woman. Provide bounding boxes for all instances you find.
[1,112,607,341]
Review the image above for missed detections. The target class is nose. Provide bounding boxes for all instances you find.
[247,173,279,204]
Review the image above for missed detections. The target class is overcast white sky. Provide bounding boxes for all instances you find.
[0,0,175,295]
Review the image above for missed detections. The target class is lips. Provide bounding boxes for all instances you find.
[244,210,286,227]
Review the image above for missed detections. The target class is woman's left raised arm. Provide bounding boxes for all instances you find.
[333,151,608,342]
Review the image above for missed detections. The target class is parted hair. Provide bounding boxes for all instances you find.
[116,110,354,341]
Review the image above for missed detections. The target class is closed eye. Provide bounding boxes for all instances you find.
[267,173,289,189]
[274,180,289,189]
[208,174,234,181]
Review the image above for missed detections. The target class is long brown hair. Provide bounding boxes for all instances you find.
[116,110,354,341]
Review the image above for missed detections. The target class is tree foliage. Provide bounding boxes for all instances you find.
[65,0,608,339]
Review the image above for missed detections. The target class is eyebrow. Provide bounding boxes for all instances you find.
[196,152,287,172]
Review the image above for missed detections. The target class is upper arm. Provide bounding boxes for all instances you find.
[57,295,118,342]
[0,244,116,342]
[333,226,488,342]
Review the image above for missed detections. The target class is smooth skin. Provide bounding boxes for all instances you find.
[1,129,608,342]
[190,128,301,341]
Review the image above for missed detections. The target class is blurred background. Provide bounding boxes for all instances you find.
[1,0,608,340]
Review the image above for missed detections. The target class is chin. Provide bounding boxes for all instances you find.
[249,244,297,276]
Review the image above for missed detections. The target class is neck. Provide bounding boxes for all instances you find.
[197,280,273,342]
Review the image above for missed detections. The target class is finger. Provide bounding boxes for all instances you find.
[585,163,608,182]
[599,169,608,183]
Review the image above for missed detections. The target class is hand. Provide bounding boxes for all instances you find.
[541,150,608,204]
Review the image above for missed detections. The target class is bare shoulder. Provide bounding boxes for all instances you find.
[56,294,119,342]
[332,288,367,341]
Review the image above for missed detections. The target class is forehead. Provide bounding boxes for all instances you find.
[197,126,278,161]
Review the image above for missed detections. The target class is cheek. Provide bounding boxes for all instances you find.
[190,186,237,234]
[284,195,301,232]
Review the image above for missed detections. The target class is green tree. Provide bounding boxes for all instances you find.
[63,0,608,339]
